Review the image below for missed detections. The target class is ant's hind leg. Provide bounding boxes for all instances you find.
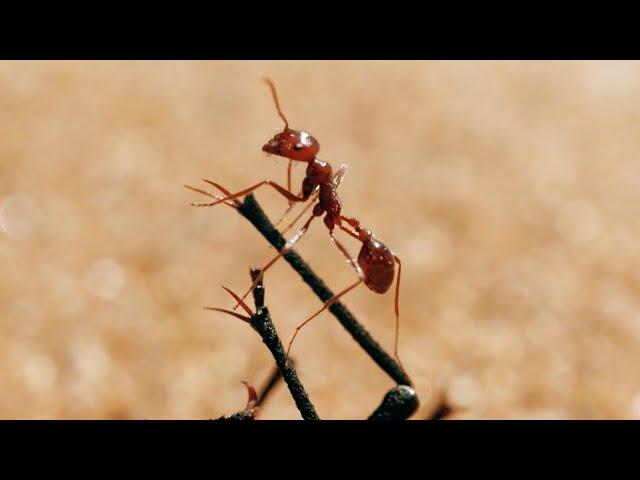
[286,278,363,361]
[329,233,364,279]
[336,219,361,241]
[231,214,318,310]
[273,189,304,229]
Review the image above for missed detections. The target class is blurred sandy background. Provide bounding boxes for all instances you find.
[2,61,640,419]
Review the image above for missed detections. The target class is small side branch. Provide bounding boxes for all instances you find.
[256,361,291,408]
[216,364,292,421]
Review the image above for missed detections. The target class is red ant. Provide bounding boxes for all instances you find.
[186,79,407,377]
[185,78,348,302]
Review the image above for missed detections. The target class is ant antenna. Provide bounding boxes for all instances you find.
[263,77,289,131]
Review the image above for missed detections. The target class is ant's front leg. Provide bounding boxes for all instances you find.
[184,181,241,209]
[286,159,293,196]
[272,160,297,227]
[187,179,308,208]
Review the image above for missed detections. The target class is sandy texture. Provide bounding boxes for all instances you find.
[1,61,639,419]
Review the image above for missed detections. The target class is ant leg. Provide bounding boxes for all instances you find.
[336,220,361,242]
[286,278,363,361]
[279,190,320,236]
[272,160,296,227]
[184,183,240,209]
[391,253,409,381]
[231,214,318,310]
[329,233,364,279]
[204,285,256,322]
[335,216,362,241]
[332,164,348,189]
[276,164,346,235]
[191,179,307,208]
[273,189,304,228]
[339,215,362,231]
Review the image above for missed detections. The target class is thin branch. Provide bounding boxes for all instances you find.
[237,194,412,387]
[256,361,291,408]
[248,268,319,420]
[368,385,420,421]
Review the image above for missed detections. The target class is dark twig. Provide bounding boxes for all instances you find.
[215,270,318,420]
[368,385,420,420]
[238,194,412,387]
[248,268,319,420]
[256,361,292,408]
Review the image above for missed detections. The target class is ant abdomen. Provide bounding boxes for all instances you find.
[358,239,396,294]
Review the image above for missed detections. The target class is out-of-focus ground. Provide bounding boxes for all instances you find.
[1,61,640,419]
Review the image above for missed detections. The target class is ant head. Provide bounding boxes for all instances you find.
[262,129,319,162]
[261,78,320,162]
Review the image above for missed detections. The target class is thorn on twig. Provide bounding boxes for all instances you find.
[203,307,251,323]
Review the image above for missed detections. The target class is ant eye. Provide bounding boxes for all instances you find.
[294,143,303,151]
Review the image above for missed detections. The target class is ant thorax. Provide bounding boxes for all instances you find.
[305,158,333,184]
[304,158,342,230]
